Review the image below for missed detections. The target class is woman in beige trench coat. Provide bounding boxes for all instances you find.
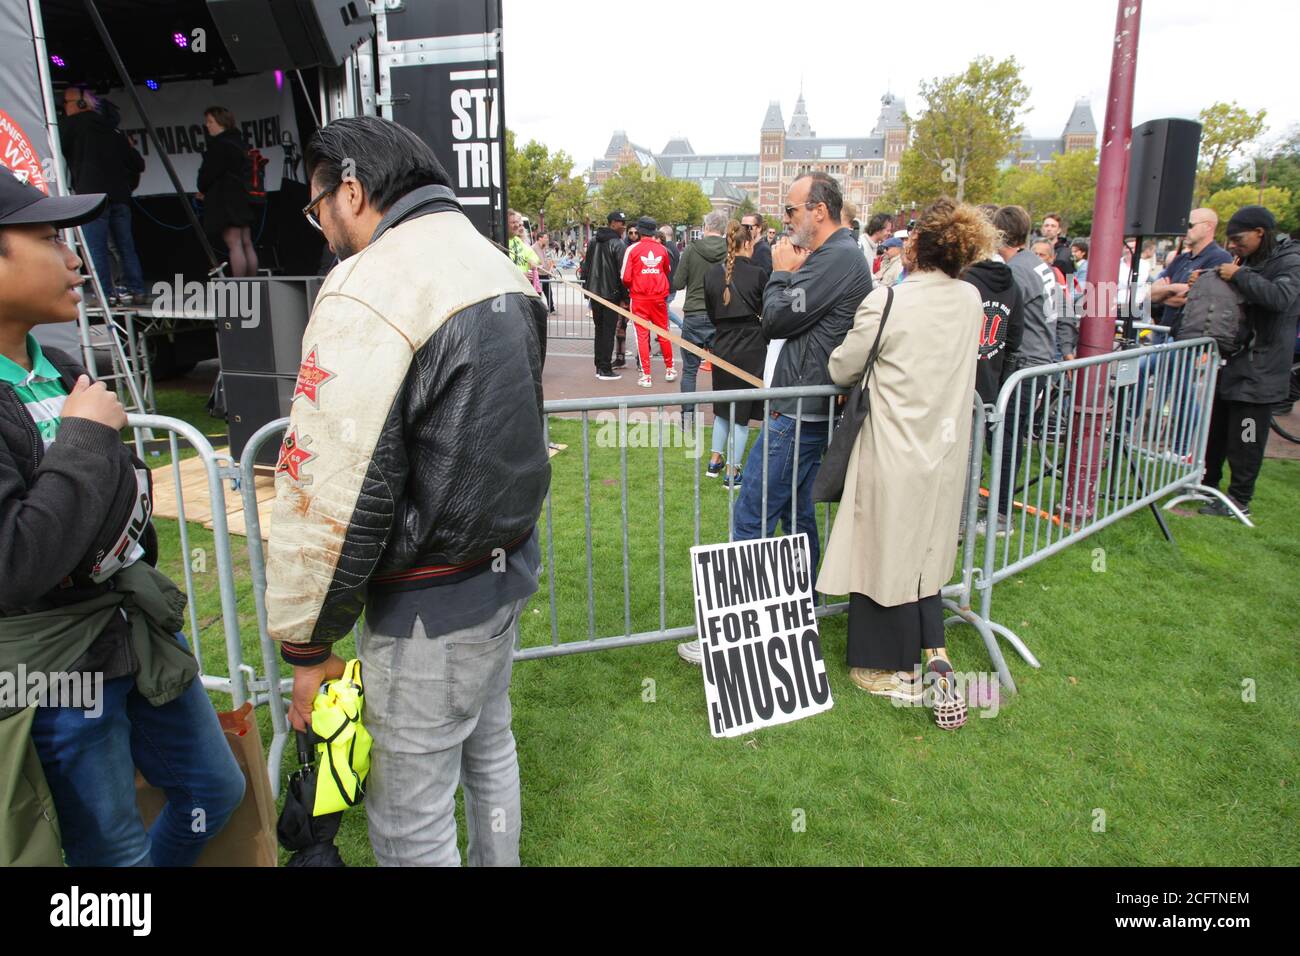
[816,199,997,724]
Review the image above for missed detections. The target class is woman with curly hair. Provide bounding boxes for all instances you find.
[817,197,997,728]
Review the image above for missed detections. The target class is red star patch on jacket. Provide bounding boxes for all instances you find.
[292,347,335,408]
[276,428,314,481]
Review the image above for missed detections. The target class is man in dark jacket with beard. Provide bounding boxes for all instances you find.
[267,117,549,865]
[581,210,629,378]
[1193,206,1300,519]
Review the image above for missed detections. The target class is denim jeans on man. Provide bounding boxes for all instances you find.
[360,596,526,866]
[28,634,245,867]
[679,313,714,408]
[732,414,829,578]
[81,201,146,296]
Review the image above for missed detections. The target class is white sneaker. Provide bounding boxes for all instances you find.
[677,639,703,665]
[638,374,653,388]
[665,367,678,383]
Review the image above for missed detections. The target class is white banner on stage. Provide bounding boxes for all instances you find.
[115,74,301,197]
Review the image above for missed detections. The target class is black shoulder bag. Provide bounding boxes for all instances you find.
[811,286,893,503]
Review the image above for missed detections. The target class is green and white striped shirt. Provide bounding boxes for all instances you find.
[0,334,67,448]
[1,335,150,581]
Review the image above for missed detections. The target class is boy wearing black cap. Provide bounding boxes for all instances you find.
[1191,205,1300,518]
[0,169,243,865]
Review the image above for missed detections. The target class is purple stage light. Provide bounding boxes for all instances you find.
[174,32,188,49]
[50,54,65,67]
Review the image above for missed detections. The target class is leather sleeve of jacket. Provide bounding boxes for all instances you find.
[264,291,409,647]
[763,251,860,340]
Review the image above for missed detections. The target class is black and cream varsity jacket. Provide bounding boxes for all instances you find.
[265,187,550,662]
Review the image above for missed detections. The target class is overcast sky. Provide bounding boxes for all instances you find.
[501,0,1296,173]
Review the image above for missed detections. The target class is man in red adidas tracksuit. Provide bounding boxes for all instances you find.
[621,215,676,387]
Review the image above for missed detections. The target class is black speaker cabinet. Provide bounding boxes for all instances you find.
[207,0,375,73]
[224,372,296,466]
[1125,118,1203,236]
[214,277,319,375]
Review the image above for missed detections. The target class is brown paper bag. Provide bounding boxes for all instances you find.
[135,702,278,866]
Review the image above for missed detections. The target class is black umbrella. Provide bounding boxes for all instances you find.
[277,730,346,867]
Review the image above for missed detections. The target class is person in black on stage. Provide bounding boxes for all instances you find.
[197,106,258,277]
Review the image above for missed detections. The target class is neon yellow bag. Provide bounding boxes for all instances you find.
[309,658,373,816]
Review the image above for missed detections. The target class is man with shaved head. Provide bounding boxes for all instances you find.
[1151,208,1232,339]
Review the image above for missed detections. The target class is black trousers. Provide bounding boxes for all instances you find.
[846,592,945,671]
[591,301,619,375]
[541,278,554,313]
[1204,393,1271,506]
[992,380,1041,519]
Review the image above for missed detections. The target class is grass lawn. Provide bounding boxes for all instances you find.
[147,388,1300,866]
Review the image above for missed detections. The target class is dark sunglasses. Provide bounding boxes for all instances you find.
[784,200,817,218]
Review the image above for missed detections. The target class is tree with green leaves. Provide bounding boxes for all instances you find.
[1205,185,1292,243]
[542,176,596,236]
[595,165,711,228]
[992,147,1098,233]
[505,129,574,228]
[665,178,712,227]
[1195,101,1268,206]
[1247,125,1300,235]
[893,56,1030,204]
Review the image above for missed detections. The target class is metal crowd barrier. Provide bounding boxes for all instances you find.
[970,336,1230,689]
[130,337,1232,790]
[544,268,596,339]
[125,416,250,708]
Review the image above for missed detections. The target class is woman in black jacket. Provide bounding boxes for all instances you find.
[197,106,258,276]
[703,220,768,484]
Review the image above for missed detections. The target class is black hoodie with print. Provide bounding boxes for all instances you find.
[962,258,1025,405]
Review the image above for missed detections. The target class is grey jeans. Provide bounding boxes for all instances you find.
[359,596,526,866]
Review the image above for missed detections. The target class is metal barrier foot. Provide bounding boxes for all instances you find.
[1163,486,1255,528]
[267,730,289,802]
[986,619,1041,669]
[942,600,1018,694]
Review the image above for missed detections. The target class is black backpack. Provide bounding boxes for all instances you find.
[1176,269,1249,356]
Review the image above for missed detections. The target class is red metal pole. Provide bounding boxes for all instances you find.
[1064,0,1142,519]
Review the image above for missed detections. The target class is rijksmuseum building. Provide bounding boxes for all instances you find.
[590,92,1098,220]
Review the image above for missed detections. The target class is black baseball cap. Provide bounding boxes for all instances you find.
[0,167,106,228]
[607,210,627,223]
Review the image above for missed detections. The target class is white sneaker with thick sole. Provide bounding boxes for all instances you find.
[665,367,678,383]
[677,639,703,665]
[638,374,653,388]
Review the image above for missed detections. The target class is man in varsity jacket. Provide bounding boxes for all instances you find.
[266,117,549,867]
